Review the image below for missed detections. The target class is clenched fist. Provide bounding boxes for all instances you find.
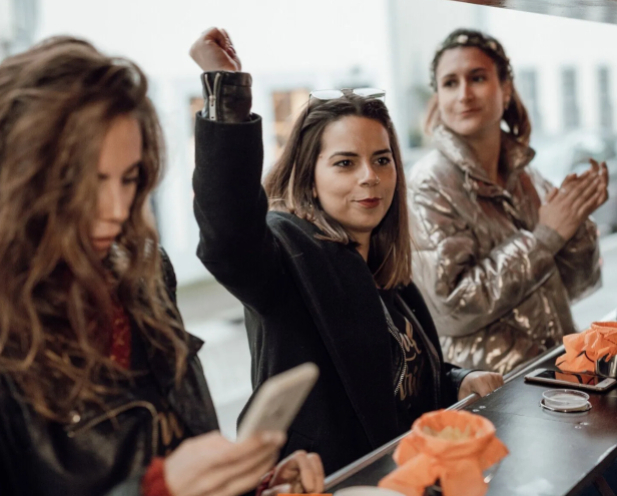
[190,27,242,72]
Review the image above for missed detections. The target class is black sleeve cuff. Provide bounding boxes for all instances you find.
[200,71,252,123]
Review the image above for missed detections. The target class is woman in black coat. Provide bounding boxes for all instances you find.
[190,28,504,476]
[0,36,322,496]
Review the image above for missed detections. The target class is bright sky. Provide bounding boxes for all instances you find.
[36,0,391,78]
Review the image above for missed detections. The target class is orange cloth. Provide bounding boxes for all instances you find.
[378,410,508,496]
[556,321,617,373]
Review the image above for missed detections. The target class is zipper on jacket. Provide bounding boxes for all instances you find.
[379,297,407,396]
[203,72,222,121]
[396,295,442,409]
[67,400,159,457]
[388,327,407,396]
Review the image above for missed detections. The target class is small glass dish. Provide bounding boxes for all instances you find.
[542,389,589,411]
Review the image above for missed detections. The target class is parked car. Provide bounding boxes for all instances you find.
[530,130,617,236]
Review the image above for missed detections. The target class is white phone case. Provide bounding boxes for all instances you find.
[237,362,319,442]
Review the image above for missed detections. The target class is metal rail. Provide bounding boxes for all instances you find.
[324,344,566,489]
[324,307,617,490]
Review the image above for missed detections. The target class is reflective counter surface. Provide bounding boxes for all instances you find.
[325,345,617,496]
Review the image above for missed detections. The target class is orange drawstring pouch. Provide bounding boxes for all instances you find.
[556,322,617,373]
[378,410,508,496]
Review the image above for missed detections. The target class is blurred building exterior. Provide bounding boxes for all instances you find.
[4,0,617,284]
[5,0,617,436]
[0,0,37,59]
[392,0,617,151]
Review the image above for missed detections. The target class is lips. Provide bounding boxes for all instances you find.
[91,236,117,250]
[460,107,481,116]
[357,198,381,208]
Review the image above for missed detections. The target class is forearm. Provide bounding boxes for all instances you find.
[415,229,557,337]
[192,73,282,309]
[555,218,602,302]
[443,363,475,405]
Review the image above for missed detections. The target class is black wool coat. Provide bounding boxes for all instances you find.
[193,114,470,476]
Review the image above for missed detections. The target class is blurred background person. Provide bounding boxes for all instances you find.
[0,36,322,496]
[407,29,606,374]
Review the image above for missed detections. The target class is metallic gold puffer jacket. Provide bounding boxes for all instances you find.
[407,125,602,374]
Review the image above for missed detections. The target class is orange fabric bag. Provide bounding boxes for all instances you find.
[378,410,508,496]
[556,322,617,373]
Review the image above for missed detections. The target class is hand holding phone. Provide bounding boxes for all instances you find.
[237,363,319,442]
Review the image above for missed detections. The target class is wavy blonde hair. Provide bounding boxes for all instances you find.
[0,37,188,420]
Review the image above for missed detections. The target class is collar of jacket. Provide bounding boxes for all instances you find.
[432,125,536,198]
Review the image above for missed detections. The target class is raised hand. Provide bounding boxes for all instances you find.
[538,161,607,242]
[589,158,609,209]
[189,27,241,72]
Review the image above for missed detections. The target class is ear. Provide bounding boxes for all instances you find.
[502,80,513,108]
[312,185,318,199]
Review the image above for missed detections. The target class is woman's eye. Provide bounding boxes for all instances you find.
[122,176,139,185]
[442,79,456,88]
[472,75,486,83]
[376,157,391,166]
[334,159,353,167]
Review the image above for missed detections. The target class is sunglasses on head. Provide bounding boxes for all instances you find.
[309,87,386,104]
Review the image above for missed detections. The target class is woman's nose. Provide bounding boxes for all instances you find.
[458,81,472,101]
[359,163,380,186]
[99,183,129,223]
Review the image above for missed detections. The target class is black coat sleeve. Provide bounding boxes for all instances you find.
[192,113,285,312]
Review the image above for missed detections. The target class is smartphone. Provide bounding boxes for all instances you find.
[524,368,617,392]
[237,362,319,442]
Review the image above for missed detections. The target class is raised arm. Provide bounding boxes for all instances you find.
[190,28,285,311]
[528,164,603,303]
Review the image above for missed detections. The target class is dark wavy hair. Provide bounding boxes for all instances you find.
[265,94,412,289]
[0,37,188,420]
[425,28,531,145]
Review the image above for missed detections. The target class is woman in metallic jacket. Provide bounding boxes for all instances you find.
[407,29,607,374]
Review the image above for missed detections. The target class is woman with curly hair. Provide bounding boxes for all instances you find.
[0,37,322,496]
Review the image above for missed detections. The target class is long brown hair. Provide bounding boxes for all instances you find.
[0,37,188,420]
[265,94,412,289]
[425,28,531,145]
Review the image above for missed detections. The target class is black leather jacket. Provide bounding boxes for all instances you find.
[0,252,218,496]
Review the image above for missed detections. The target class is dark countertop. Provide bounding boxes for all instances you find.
[326,346,617,496]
